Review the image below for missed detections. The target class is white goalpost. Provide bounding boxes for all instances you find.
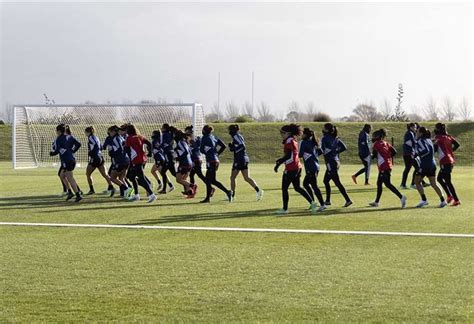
[12,103,205,169]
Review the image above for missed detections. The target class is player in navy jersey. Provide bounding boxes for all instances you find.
[51,137,69,196]
[228,124,263,201]
[321,123,352,208]
[84,126,113,195]
[199,125,232,203]
[352,124,372,185]
[50,124,82,202]
[104,125,133,198]
[150,130,172,193]
[174,130,195,197]
[158,123,176,194]
[185,126,208,195]
[299,128,325,211]
[413,127,447,208]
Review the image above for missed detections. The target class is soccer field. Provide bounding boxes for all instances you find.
[0,162,473,321]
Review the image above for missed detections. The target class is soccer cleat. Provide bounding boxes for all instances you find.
[343,201,353,208]
[158,190,167,195]
[317,205,327,212]
[325,201,331,206]
[451,200,461,206]
[199,198,210,203]
[102,189,110,194]
[446,196,454,204]
[422,182,431,188]
[439,200,448,208]
[124,187,134,199]
[400,185,408,190]
[364,181,370,186]
[351,175,357,184]
[109,188,116,197]
[168,185,175,193]
[410,185,417,189]
[416,200,429,208]
[128,194,140,201]
[275,209,288,215]
[369,201,379,207]
[400,195,407,209]
[58,191,68,197]
[75,195,82,202]
[147,194,157,203]
[157,182,163,192]
[66,192,74,201]
[86,190,95,195]
[256,189,264,201]
[226,191,233,202]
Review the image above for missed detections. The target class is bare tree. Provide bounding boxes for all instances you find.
[225,102,240,121]
[442,97,456,121]
[424,97,440,121]
[457,97,472,121]
[243,101,254,118]
[381,98,393,121]
[256,102,275,122]
[288,100,300,112]
[352,104,382,121]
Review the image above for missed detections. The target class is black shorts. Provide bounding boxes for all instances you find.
[232,161,248,171]
[61,160,76,171]
[154,159,165,167]
[88,156,104,168]
[416,166,436,177]
[113,163,129,173]
[206,161,220,172]
[178,165,192,175]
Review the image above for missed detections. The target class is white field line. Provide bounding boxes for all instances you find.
[0,222,473,238]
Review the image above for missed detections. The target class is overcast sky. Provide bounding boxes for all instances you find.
[0,2,472,119]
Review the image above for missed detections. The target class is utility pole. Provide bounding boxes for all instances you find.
[217,72,221,120]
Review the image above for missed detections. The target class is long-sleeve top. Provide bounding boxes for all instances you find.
[87,135,102,159]
[403,130,416,156]
[108,134,130,165]
[50,134,81,162]
[200,134,226,163]
[160,130,174,154]
[228,133,249,163]
[299,139,322,172]
[321,134,347,163]
[151,138,165,162]
[358,131,371,157]
[190,136,202,162]
[414,137,436,169]
[175,140,193,166]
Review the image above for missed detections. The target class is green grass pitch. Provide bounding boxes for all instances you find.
[0,162,473,321]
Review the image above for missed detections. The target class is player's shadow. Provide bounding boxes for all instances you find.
[0,194,118,210]
[125,206,406,225]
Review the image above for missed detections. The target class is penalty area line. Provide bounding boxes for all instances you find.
[0,222,473,238]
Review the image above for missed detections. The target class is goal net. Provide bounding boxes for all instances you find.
[12,104,205,169]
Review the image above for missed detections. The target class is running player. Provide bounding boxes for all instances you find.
[433,123,461,206]
[321,123,352,207]
[274,124,316,215]
[124,124,157,203]
[199,125,232,203]
[158,123,176,194]
[150,130,172,192]
[299,127,326,211]
[228,124,263,201]
[185,125,208,195]
[84,126,113,195]
[400,123,417,189]
[413,126,447,208]
[368,129,407,208]
[51,134,68,197]
[50,124,82,202]
[352,124,372,185]
[174,129,195,197]
[104,125,132,198]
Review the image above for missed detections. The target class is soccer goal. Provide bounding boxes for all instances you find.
[12,104,205,169]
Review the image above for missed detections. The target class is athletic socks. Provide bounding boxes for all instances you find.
[89,185,94,192]
[107,184,114,191]
[421,194,427,201]
[255,186,260,192]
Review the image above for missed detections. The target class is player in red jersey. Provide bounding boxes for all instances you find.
[124,124,157,203]
[369,129,406,208]
[274,124,316,215]
[433,123,461,206]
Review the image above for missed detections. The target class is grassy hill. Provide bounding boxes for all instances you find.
[1,122,473,165]
[210,122,474,166]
